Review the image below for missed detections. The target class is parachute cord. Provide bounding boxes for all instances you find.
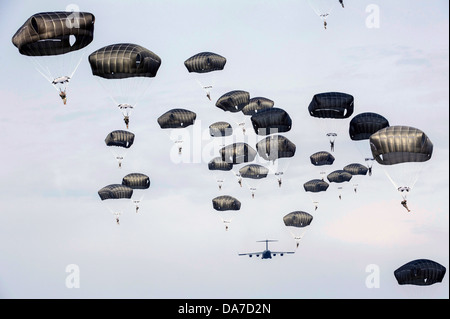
[382,167,399,190]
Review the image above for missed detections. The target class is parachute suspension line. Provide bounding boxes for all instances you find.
[382,167,399,190]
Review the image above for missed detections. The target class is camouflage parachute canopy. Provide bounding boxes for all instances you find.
[303,179,329,193]
[239,164,269,179]
[184,52,226,73]
[209,121,233,137]
[98,184,133,200]
[369,126,433,165]
[215,90,250,113]
[220,142,257,164]
[241,97,274,116]
[349,112,389,141]
[283,211,313,228]
[251,108,292,135]
[256,135,296,162]
[327,170,352,183]
[394,259,446,286]
[343,163,368,176]
[89,43,161,79]
[157,108,196,129]
[310,151,335,166]
[212,195,241,211]
[208,157,233,171]
[105,130,135,148]
[308,92,354,119]
[12,11,95,56]
[122,173,150,189]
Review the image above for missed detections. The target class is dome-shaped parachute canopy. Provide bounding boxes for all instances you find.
[157,108,196,129]
[88,43,161,79]
[310,151,335,166]
[122,173,150,189]
[239,164,269,179]
[215,90,250,113]
[308,92,354,119]
[303,179,329,192]
[12,11,95,56]
[349,112,389,141]
[220,142,257,164]
[105,130,135,148]
[251,108,292,135]
[394,259,446,286]
[283,211,313,228]
[184,52,226,73]
[369,126,433,165]
[209,121,233,137]
[327,170,352,183]
[343,163,368,176]
[208,157,233,171]
[98,184,133,200]
[241,97,274,116]
[256,135,296,162]
[212,195,241,211]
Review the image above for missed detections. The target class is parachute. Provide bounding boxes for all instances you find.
[220,143,257,164]
[394,259,446,286]
[303,179,329,210]
[251,108,292,135]
[209,121,233,137]
[208,156,233,190]
[212,195,241,231]
[89,43,161,128]
[369,126,433,202]
[327,170,352,200]
[157,108,197,154]
[343,163,368,193]
[12,11,95,104]
[98,184,133,224]
[241,97,274,116]
[184,52,226,101]
[215,90,250,113]
[283,211,313,247]
[122,173,150,213]
[105,130,135,168]
[239,164,269,198]
[310,151,335,180]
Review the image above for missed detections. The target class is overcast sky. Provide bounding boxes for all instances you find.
[0,0,448,299]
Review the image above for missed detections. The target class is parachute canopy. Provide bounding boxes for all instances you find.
[220,142,257,164]
[215,90,250,113]
[12,11,95,56]
[105,130,135,148]
[394,259,446,286]
[256,135,296,162]
[184,52,226,73]
[283,211,313,228]
[308,92,354,119]
[310,151,335,166]
[239,164,269,179]
[89,43,161,79]
[327,170,352,183]
[251,108,292,135]
[369,126,433,165]
[242,97,274,116]
[303,179,329,192]
[209,121,233,137]
[157,108,196,129]
[349,112,389,141]
[122,173,150,189]
[208,157,233,171]
[98,184,133,200]
[343,163,368,176]
[212,195,241,211]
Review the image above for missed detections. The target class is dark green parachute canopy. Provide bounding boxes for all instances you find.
[369,126,433,165]
[303,179,329,192]
[310,151,335,166]
[184,52,226,73]
[239,164,269,179]
[343,163,368,176]
[394,259,446,286]
[122,173,150,189]
[242,97,274,116]
[256,135,296,162]
[105,130,135,148]
[283,211,313,228]
[98,184,133,200]
[308,92,354,119]
[220,143,257,164]
[209,121,233,137]
[349,112,389,141]
[251,108,292,135]
[12,11,95,56]
[327,170,352,183]
[215,90,250,113]
[157,108,196,129]
[212,195,241,211]
[208,157,233,171]
[88,43,161,79]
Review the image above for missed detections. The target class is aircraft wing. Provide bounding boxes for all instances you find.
[271,251,295,255]
[238,251,263,256]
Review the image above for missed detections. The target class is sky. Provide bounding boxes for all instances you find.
[0,0,448,300]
